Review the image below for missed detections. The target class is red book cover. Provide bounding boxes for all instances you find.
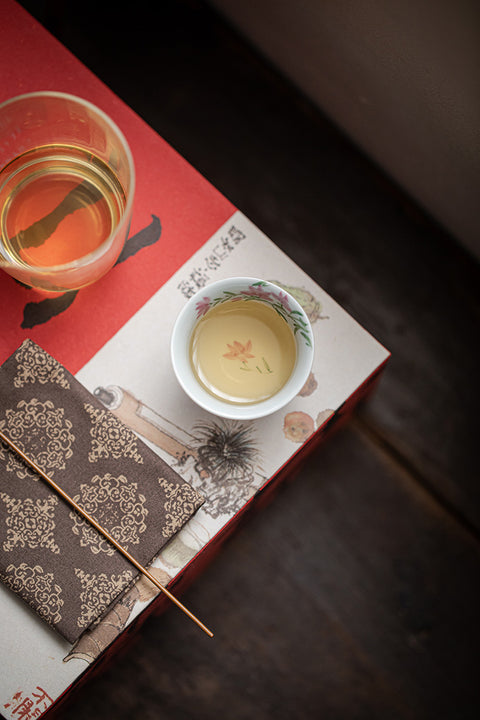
[0,0,235,372]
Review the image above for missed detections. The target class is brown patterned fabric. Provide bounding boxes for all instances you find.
[0,339,204,643]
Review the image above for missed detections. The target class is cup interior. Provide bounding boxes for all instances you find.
[0,92,135,291]
[171,277,314,420]
[0,92,134,192]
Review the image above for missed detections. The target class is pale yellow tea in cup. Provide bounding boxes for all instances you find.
[190,299,296,404]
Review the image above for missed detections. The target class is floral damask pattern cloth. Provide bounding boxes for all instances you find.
[0,339,204,643]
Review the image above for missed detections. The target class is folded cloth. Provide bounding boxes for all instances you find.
[0,339,204,643]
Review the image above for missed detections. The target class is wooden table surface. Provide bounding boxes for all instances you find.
[17,1,480,718]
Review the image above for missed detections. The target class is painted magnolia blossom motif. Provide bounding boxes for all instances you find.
[195,296,211,317]
[84,403,144,464]
[13,339,70,389]
[223,339,255,362]
[194,281,312,348]
[222,339,274,376]
[158,477,202,537]
[0,493,60,554]
[0,562,63,626]
[0,398,75,477]
[75,568,134,629]
[70,473,149,555]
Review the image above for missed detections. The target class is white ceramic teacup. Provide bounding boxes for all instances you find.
[170,277,314,420]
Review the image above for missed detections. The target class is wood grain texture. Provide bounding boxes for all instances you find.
[13,1,480,718]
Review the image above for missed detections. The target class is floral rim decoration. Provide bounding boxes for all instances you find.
[194,281,312,348]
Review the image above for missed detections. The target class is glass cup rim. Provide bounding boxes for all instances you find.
[0,90,135,274]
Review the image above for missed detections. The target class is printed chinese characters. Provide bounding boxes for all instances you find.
[177,225,246,299]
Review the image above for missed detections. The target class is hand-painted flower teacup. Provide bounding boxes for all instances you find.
[171,277,314,420]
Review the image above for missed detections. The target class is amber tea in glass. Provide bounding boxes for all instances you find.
[0,92,134,292]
